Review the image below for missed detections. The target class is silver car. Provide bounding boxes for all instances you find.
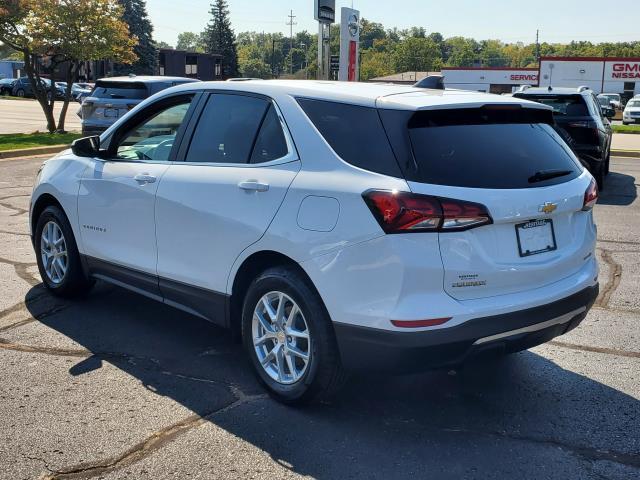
[79,76,200,135]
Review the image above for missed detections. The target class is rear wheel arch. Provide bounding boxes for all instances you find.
[229,250,328,338]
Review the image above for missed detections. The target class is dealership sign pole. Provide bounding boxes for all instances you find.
[338,7,360,82]
[314,0,335,80]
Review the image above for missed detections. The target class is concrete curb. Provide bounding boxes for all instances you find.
[611,149,640,158]
[0,144,69,160]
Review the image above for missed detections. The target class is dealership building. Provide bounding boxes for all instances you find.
[538,56,640,98]
[440,67,539,93]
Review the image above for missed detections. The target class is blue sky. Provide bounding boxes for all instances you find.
[147,0,639,46]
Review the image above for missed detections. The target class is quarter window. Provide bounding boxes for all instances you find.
[115,96,193,161]
[250,104,289,163]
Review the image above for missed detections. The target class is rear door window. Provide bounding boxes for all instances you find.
[185,93,269,164]
[379,106,582,189]
[297,98,402,178]
[249,104,289,163]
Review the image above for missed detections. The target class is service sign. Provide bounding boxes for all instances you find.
[607,61,640,80]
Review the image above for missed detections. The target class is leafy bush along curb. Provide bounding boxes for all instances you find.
[612,125,640,135]
[0,133,82,152]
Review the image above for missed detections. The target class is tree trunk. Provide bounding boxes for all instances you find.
[22,51,57,133]
[57,62,77,133]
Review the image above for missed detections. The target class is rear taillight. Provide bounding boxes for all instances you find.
[362,190,492,234]
[582,178,598,211]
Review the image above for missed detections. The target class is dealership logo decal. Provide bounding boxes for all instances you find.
[612,63,640,79]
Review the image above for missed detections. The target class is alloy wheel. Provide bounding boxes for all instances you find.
[40,221,68,284]
[252,291,311,385]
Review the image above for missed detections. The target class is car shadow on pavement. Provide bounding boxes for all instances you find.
[599,171,637,206]
[26,282,640,479]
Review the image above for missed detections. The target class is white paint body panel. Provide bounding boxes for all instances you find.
[30,80,598,338]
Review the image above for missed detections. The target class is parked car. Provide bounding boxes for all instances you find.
[56,81,94,102]
[596,94,616,119]
[600,93,622,110]
[11,77,64,99]
[30,81,599,404]
[622,98,640,125]
[514,86,612,190]
[78,76,200,135]
[0,78,15,96]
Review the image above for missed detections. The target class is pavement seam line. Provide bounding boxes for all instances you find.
[548,340,640,359]
[595,249,622,308]
[40,391,267,480]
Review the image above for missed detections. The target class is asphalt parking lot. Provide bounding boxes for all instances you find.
[0,155,638,480]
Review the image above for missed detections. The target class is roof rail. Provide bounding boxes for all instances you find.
[577,85,590,92]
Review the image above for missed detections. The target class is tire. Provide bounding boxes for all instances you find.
[241,266,346,405]
[16,88,25,97]
[34,205,94,298]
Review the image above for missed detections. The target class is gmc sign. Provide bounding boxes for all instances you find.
[612,63,640,79]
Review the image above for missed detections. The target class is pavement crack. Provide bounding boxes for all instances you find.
[0,200,28,216]
[596,249,622,308]
[0,338,91,357]
[0,255,39,286]
[40,391,266,480]
[0,228,30,236]
[598,238,640,247]
[549,340,640,359]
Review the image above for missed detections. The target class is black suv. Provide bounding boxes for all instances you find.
[514,86,612,190]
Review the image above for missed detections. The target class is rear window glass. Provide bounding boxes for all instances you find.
[380,107,582,189]
[297,98,402,178]
[91,81,147,100]
[513,94,588,116]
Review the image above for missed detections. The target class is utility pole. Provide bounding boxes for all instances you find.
[536,29,540,64]
[286,10,297,75]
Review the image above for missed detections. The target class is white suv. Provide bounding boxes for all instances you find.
[30,81,599,404]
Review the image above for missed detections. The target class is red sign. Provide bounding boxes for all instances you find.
[510,74,538,81]
[612,63,640,79]
[348,40,356,81]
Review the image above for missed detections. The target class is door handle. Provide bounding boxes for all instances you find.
[134,173,157,184]
[238,180,269,192]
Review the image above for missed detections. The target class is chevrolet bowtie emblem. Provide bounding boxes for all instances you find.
[539,202,557,214]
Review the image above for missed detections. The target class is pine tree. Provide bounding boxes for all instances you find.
[203,0,238,78]
[113,0,158,75]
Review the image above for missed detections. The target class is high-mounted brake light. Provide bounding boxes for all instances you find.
[582,178,598,211]
[362,190,492,234]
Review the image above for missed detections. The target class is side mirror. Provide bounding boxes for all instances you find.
[71,135,100,157]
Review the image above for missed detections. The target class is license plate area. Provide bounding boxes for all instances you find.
[104,108,120,118]
[515,219,557,257]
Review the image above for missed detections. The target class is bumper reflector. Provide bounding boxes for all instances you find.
[391,317,452,328]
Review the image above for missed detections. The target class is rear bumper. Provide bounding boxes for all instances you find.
[333,284,598,373]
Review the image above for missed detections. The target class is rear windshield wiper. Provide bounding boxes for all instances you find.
[528,169,573,183]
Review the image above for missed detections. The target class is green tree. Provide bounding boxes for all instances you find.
[360,19,386,50]
[360,49,394,80]
[176,31,205,52]
[156,40,173,49]
[445,37,478,67]
[393,37,442,72]
[113,0,156,75]
[0,0,135,132]
[203,0,238,78]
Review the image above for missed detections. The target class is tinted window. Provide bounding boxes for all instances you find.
[297,98,401,178]
[250,104,288,163]
[380,107,582,189]
[91,81,147,99]
[513,94,589,116]
[116,96,193,161]
[186,94,268,164]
